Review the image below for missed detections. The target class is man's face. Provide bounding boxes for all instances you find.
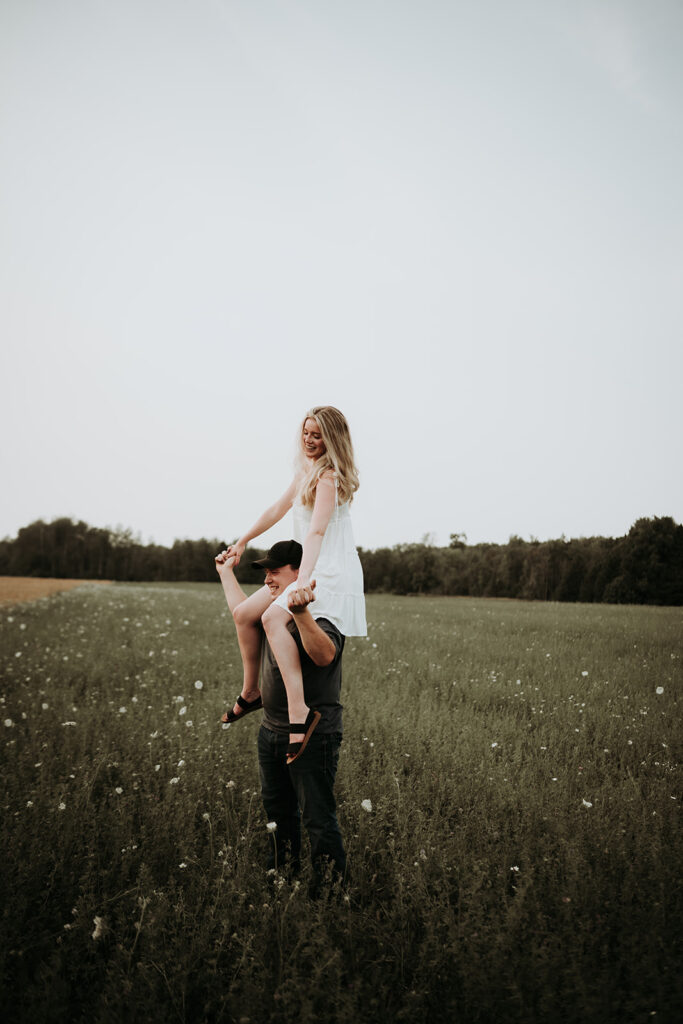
[264,564,298,596]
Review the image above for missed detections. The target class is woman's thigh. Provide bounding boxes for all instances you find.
[233,584,275,625]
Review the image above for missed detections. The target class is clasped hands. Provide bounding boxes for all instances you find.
[287,579,317,614]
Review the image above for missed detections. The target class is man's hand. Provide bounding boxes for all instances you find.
[287,579,317,614]
[215,549,237,577]
[225,541,245,566]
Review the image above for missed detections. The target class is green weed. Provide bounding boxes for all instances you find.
[1,585,680,1023]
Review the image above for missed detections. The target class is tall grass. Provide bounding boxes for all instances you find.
[1,584,680,1023]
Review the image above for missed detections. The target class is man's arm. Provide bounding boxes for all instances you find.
[289,588,337,667]
[215,551,249,614]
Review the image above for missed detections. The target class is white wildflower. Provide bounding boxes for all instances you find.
[119,707,127,714]
[92,916,107,940]
[115,787,123,795]
[266,821,278,832]
[169,777,180,785]
[194,680,203,690]
[491,742,498,749]
[582,799,593,809]
[361,799,373,813]
[4,719,13,728]
[179,706,187,716]
[655,686,664,695]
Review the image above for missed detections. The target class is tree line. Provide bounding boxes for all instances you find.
[0,515,681,606]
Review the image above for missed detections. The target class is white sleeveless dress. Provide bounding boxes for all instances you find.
[273,485,367,637]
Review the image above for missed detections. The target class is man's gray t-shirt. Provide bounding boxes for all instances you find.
[260,617,344,735]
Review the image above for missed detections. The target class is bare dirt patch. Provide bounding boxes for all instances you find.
[0,577,112,607]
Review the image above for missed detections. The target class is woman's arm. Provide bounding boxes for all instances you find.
[295,472,335,587]
[228,477,298,564]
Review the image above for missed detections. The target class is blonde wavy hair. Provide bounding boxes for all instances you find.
[296,406,360,508]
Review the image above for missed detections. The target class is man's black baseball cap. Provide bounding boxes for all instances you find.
[251,539,302,571]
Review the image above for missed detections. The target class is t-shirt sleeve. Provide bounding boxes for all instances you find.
[310,617,344,658]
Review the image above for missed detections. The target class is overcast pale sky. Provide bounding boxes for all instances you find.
[1,0,681,552]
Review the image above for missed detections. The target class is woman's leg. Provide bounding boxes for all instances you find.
[226,585,274,717]
[262,603,310,742]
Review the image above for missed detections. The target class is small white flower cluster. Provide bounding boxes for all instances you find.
[361,799,372,813]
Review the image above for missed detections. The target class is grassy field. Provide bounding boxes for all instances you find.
[1,583,680,1023]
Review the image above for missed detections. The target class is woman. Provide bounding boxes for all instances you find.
[220,405,366,763]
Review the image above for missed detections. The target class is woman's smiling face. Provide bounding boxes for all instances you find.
[302,418,326,460]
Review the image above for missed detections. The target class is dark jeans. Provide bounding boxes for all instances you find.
[257,725,346,885]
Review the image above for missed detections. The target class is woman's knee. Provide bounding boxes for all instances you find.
[261,603,287,635]
[234,601,259,628]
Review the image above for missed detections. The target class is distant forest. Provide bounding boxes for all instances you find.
[1,515,682,606]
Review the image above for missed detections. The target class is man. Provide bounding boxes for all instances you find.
[215,539,346,892]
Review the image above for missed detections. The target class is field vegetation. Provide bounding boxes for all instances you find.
[1,584,680,1023]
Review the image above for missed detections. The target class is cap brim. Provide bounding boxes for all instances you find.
[251,558,283,570]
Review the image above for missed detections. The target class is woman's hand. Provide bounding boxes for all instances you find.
[226,541,246,566]
[215,549,237,576]
[287,578,317,613]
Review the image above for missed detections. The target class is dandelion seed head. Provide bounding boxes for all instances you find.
[266,821,277,832]
[169,777,180,785]
[115,787,123,795]
[656,686,664,695]
[361,799,373,813]
[179,706,187,716]
[194,680,203,690]
[4,719,13,728]
[582,799,593,809]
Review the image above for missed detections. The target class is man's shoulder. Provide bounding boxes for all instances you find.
[313,618,345,650]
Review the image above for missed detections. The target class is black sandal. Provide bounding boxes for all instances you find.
[286,709,321,765]
[221,695,263,724]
